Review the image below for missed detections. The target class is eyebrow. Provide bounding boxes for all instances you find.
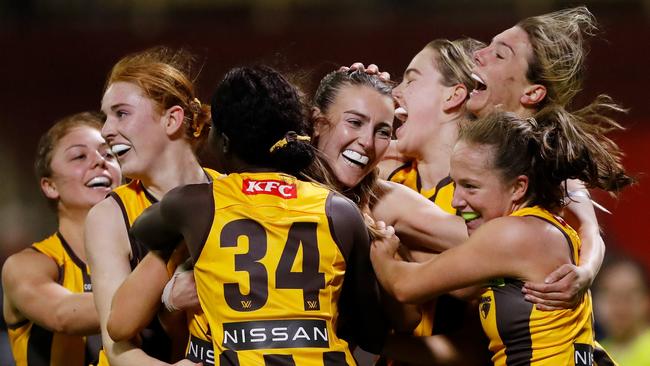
[65,144,88,152]
[492,39,515,55]
[344,110,369,119]
[402,68,421,79]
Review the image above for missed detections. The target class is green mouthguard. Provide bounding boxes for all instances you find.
[461,212,480,222]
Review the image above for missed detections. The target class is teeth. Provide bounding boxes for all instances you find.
[395,107,408,122]
[86,176,111,188]
[111,144,131,156]
[471,73,485,85]
[342,150,369,165]
[461,211,480,222]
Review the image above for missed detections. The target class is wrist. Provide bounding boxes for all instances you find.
[161,272,180,312]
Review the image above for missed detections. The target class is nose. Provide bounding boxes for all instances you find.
[90,150,109,169]
[392,80,404,100]
[473,46,488,66]
[356,124,375,151]
[101,116,116,142]
[451,187,466,211]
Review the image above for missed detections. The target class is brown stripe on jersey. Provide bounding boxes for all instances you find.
[108,192,141,269]
[523,215,576,265]
[263,354,296,366]
[493,280,533,366]
[325,192,352,261]
[186,182,215,263]
[6,318,29,330]
[323,351,348,366]
[57,232,92,292]
[85,334,102,365]
[429,175,453,203]
[140,182,159,205]
[219,349,240,366]
[386,161,411,182]
[26,323,53,366]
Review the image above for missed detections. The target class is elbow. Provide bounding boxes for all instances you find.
[106,311,137,342]
[391,280,420,304]
[51,308,87,335]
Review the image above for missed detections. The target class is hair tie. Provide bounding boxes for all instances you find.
[269,131,311,153]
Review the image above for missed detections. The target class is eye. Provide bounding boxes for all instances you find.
[376,127,392,139]
[116,110,128,118]
[103,150,116,160]
[496,53,504,60]
[72,154,86,161]
[347,119,363,127]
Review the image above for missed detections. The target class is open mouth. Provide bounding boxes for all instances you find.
[342,149,369,167]
[110,144,131,157]
[85,176,112,189]
[394,106,408,123]
[460,211,481,223]
[471,73,487,92]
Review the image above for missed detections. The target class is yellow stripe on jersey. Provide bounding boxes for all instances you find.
[479,206,601,366]
[193,172,357,365]
[7,233,101,366]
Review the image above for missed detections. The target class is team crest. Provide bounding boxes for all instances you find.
[480,296,491,319]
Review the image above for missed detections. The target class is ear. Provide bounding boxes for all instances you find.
[162,105,186,137]
[40,177,59,200]
[520,84,546,107]
[311,107,327,137]
[511,175,529,203]
[443,84,468,112]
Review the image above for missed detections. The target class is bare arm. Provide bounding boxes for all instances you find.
[370,218,549,304]
[2,249,99,335]
[85,198,171,366]
[523,179,603,310]
[372,181,467,252]
[108,252,170,342]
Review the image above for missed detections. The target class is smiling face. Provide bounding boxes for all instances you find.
[101,81,169,179]
[467,26,536,118]
[450,141,519,235]
[315,84,394,188]
[43,126,121,211]
[392,47,457,158]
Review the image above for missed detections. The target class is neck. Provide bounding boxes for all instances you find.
[57,207,89,262]
[140,143,207,200]
[414,117,459,190]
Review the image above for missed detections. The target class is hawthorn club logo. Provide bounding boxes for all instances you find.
[242,179,297,199]
[480,296,491,319]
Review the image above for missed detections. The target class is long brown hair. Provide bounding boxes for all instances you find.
[458,108,634,211]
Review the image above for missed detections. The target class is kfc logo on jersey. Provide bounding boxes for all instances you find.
[242,179,297,199]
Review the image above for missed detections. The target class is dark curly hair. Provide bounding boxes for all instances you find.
[210,65,314,176]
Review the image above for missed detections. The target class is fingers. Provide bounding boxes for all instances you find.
[378,71,391,81]
[523,292,575,311]
[543,263,575,284]
[340,63,390,80]
[366,64,379,74]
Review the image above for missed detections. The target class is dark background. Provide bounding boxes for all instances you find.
[0,0,648,267]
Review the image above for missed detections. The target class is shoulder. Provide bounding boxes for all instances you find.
[160,182,213,209]
[326,192,362,219]
[2,247,58,287]
[470,216,546,253]
[161,183,213,217]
